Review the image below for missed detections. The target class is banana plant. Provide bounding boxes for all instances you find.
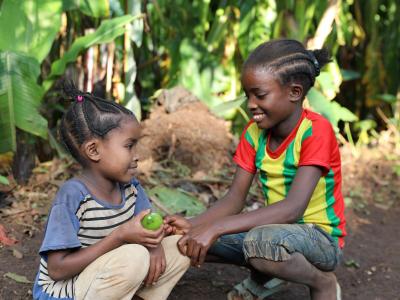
[0,0,137,155]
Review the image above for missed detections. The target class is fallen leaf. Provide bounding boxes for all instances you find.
[13,248,23,259]
[0,224,18,246]
[3,272,32,284]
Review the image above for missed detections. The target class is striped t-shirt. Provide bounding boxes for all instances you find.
[234,109,346,248]
[33,178,151,300]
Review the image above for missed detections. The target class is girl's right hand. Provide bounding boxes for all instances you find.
[163,214,192,236]
[116,209,164,248]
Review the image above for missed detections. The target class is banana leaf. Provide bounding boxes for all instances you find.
[63,0,109,17]
[0,51,47,153]
[43,14,140,91]
[0,0,62,62]
[307,87,358,131]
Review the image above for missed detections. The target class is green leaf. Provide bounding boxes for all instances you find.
[375,94,397,104]
[341,69,361,81]
[211,95,246,116]
[0,0,62,62]
[63,0,110,18]
[146,186,206,217]
[44,14,140,91]
[353,120,377,132]
[307,88,358,129]
[0,51,47,153]
[3,272,32,284]
[0,175,9,185]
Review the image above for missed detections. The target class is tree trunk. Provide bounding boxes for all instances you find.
[12,129,36,185]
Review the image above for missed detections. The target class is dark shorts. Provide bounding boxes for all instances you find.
[208,224,342,272]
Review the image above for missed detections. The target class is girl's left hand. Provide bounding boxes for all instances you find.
[144,245,166,286]
[178,223,218,267]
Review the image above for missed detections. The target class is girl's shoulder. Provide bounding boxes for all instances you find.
[52,178,90,207]
[304,109,333,128]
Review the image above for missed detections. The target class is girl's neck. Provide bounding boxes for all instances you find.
[270,106,303,144]
[79,169,122,205]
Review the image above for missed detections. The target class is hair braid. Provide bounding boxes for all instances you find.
[59,81,136,165]
[243,39,331,96]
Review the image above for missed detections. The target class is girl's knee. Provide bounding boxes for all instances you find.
[243,225,294,262]
[162,235,190,270]
[114,244,150,279]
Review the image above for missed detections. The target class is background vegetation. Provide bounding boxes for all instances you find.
[0,0,399,184]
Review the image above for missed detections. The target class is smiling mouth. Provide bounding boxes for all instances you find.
[253,113,266,122]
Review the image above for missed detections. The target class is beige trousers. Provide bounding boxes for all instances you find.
[75,235,189,300]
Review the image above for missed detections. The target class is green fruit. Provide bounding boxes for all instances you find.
[141,212,163,230]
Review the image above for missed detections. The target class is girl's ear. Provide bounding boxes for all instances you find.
[82,139,101,162]
[289,83,303,102]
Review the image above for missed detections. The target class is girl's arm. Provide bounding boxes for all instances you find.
[47,209,163,281]
[182,165,322,266]
[211,165,322,235]
[189,166,255,227]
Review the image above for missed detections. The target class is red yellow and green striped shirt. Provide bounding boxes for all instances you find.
[234,109,346,248]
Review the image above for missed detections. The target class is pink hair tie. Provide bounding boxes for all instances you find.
[77,95,83,102]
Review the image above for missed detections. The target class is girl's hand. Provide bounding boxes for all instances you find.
[144,245,166,286]
[163,214,192,236]
[178,223,218,267]
[116,209,164,248]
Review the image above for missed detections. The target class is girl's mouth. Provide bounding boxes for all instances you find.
[253,113,266,122]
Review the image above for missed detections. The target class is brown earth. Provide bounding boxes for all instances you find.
[1,91,399,299]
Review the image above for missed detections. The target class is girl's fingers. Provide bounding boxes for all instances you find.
[143,226,164,238]
[145,260,155,286]
[177,236,189,255]
[198,246,208,266]
[161,257,166,274]
[190,244,201,267]
[153,262,162,283]
[186,239,195,258]
[163,215,176,224]
[136,209,151,222]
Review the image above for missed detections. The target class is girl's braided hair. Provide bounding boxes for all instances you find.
[59,81,134,165]
[243,39,331,96]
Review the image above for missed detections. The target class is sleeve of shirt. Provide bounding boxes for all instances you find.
[233,122,257,174]
[132,179,152,215]
[39,198,81,256]
[298,119,334,176]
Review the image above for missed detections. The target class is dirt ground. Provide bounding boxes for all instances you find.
[1,92,399,299]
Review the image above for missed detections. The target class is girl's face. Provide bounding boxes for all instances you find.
[97,116,141,183]
[241,67,298,130]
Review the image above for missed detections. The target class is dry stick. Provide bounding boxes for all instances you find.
[0,209,33,218]
[149,195,173,215]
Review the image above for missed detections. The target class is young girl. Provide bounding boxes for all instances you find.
[33,84,189,300]
[166,39,346,300]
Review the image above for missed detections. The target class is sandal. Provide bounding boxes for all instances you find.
[336,282,342,300]
[227,277,287,300]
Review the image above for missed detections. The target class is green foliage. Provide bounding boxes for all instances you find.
[0,0,62,62]
[0,0,138,154]
[307,88,358,131]
[63,0,110,18]
[44,14,139,91]
[140,0,371,133]
[0,51,47,153]
[146,186,206,217]
[0,174,9,185]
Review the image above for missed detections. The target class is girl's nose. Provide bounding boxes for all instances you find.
[247,95,258,109]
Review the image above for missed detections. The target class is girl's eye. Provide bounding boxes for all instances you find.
[255,94,267,99]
